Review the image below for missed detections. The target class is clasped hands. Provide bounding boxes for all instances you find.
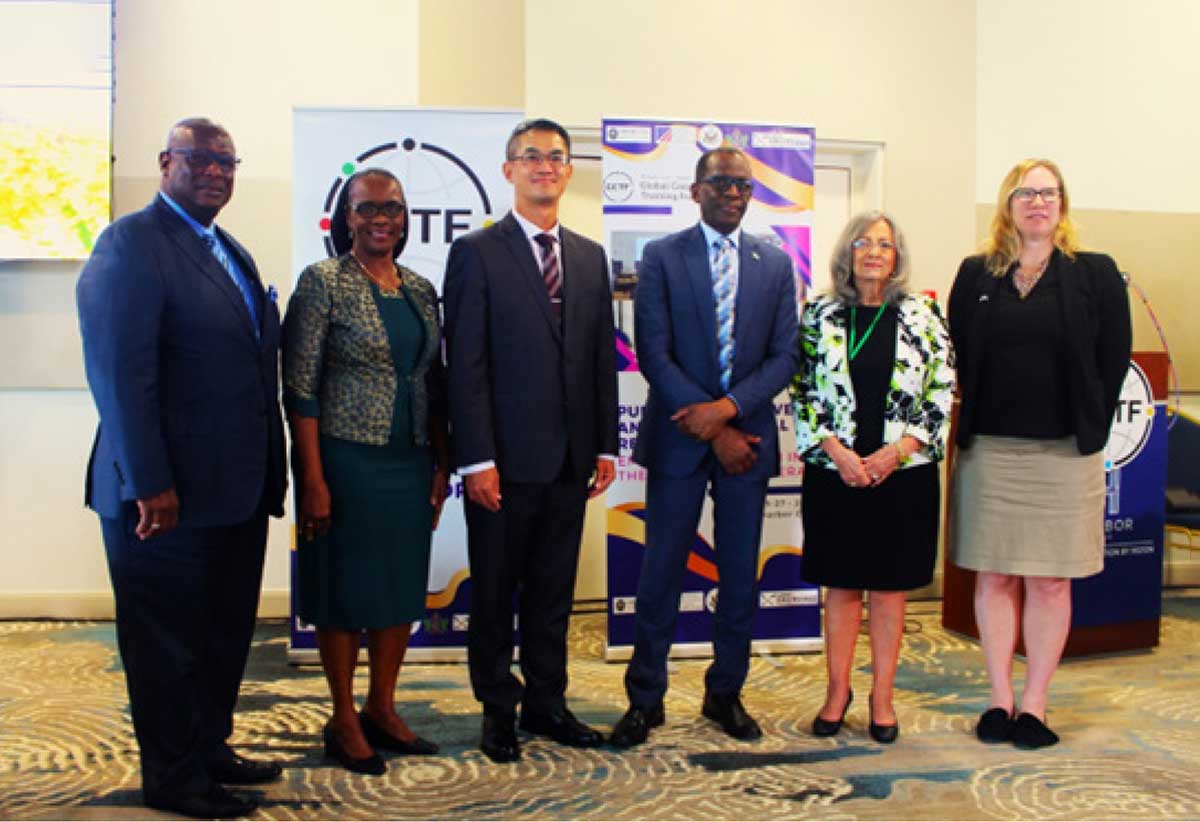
[671,398,760,476]
[824,436,914,489]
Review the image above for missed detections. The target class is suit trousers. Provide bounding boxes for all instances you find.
[100,506,267,801]
[625,466,769,708]
[465,477,588,715]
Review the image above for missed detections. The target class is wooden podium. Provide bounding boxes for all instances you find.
[941,351,1168,657]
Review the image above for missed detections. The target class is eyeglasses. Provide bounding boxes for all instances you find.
[851,238,896,252]
[167,148,240,173]
[351,200,406,218]
[509,150,570,168]
[700,175,754,195]
[1011,187,1061,204]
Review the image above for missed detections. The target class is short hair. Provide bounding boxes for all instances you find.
[694,147,747,183]
[329,168,409,259]
[506,118,572,160]
[164,117,230,149]
[983,158,1080,276]
[828,210,911,305]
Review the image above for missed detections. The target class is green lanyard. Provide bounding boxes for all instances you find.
[848,304,888,361]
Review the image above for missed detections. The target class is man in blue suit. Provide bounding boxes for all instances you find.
[609,147,799,747]
[76,118,287,818]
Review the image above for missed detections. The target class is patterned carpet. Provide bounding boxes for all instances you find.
[3,597,1200,820]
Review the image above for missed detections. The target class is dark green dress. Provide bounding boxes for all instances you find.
[297,283,433,629]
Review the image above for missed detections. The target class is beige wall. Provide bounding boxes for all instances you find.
[526,0,979,300]
[976,0,1200,388]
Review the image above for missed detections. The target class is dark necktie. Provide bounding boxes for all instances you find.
[204,233,259,337]
[534,233,562,320]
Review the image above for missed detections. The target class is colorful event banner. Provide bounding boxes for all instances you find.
[601,118,821,660]
[289,108,523,661]
[1075,356,1167,628]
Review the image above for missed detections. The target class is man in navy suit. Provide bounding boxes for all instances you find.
[609,147,799,747]
[76,118,287,818]
[443,118,618,763]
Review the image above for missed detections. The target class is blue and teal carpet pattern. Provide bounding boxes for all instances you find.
[2,598,1200,820]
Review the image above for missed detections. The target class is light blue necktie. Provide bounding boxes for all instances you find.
[204,233,259,337]
[712,237,736,392]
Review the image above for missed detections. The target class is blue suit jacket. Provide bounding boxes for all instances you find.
[443,212,619,482]
[632,224,799,479]
[77,195,287,525]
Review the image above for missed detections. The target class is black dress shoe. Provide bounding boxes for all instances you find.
[609,703,665,749]
[481,711,521,763]
[812,689,853,737]
[520,706,604,747]
[1011,712,1060,749]
[145,784,258,819]
[975,707,1013,743]
[323,722,386,776]
[208,752,284,785]
[359,710,440,755]
[702,691,762,741]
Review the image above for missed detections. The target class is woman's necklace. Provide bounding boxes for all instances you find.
[352,251,401,292]
[848,303,888,361]
[1013,254,1050,299]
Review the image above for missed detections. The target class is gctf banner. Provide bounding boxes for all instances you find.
[601,118,821,660]
[289,108,523,661]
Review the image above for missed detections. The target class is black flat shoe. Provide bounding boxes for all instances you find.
[520,706,604,748]
[702,691,762,741]
[359,710,439,755]
[145,784,257,819]
[480,711,521,763]
[975,707,1013,743]
[609,703,665,749]
[1012,712,1059,749]
[323,722,386,776]
[868,696,899,744]
[812,689,853,737]
[207,752,283,785]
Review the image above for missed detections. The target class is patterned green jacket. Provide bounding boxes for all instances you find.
[282,254,444,447]
[790,293,955,470]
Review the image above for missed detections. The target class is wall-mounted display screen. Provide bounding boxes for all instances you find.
[0,0,112,260]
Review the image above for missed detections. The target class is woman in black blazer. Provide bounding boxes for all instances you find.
[948,159,1130,749]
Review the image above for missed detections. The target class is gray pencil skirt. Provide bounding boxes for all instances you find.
[950,435,1106,579]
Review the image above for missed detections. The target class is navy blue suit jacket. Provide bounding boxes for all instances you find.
[632,224,799,479]
[77,195,287,525]
[443,212,618,482]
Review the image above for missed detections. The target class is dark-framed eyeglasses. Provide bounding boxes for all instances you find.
[851,238,896,252]
[351,200,406,219]
[167,148,241,173]
[1011,186,1061,204]
[508,150,570,168]
[701,175,754,195]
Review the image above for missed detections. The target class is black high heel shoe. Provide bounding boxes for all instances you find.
[359,710,440,755]
[812,689,853,736]
[323,722,386,776]
[868,693,899,744]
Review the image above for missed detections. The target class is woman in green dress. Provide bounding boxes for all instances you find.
[283,168,450,775]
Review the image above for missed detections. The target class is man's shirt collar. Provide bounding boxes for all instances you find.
[700,221,742,251]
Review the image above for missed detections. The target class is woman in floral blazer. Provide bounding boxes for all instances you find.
[790,211,954,744]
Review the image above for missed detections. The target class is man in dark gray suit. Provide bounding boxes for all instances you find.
[77,118,286,818]
[443,118,619,763]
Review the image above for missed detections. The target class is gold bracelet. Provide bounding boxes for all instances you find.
[893,442,909,466]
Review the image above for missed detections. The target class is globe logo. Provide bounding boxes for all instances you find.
[316,137,495,287]
[1104,361,1154,471]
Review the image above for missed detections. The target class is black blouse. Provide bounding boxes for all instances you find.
[972,267,1073,440]
[848,303,898,455]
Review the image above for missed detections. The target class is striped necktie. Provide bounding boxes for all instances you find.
[204,233,259,337]
[712,237,736,392]
[534,232,563,321]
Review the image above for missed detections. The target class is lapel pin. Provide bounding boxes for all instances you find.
[267,285,278,303]
[979,294,989,302]
[752,251,760,261]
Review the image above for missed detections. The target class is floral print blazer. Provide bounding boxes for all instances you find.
[790,293,955,470]
[282,254,445,447]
